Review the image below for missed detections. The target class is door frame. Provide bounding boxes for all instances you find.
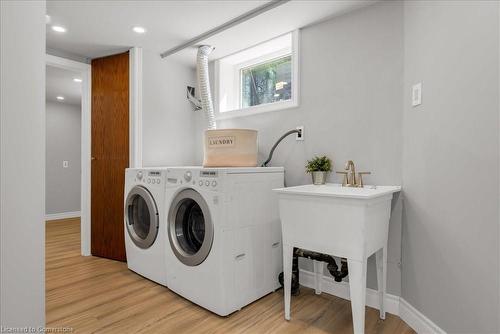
[46,48,143,256]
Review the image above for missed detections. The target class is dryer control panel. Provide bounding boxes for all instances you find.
[197,170,218,189]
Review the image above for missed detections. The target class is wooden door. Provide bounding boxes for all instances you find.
[91,51,129,261]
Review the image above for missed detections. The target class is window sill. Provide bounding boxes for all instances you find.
[216,99,298,120]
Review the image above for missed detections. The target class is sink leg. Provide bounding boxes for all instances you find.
[283,244,294,321]
[347,258,367,334]
[376,246,387,320]
[313,260,323,295]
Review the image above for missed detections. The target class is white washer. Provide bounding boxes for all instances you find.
[124,167,168,286]
[165,166,284,316]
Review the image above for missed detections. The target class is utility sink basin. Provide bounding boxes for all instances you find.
[273,183,401,260]
[274,183,400,200]
[274,183,401,333]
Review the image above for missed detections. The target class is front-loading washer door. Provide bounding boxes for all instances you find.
[125,185,159,249]
[168,189,214,266]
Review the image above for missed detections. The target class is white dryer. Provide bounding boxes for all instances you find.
[124,167,168,286]
[165,167,284,316]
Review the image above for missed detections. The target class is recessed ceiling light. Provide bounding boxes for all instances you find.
[56,96,65,101]
[133,26,146,34]
[52,25,66,33]
[73,78,82,83]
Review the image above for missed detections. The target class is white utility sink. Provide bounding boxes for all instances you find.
[274,183,401,334]
[274,183,400,199]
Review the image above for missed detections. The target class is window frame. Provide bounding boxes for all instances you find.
[238,53,293,109]
[214,30,299,120]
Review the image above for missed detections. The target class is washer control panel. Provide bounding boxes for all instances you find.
[135,170,162,185]
[197,170,218,190]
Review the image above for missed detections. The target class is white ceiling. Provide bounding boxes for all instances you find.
[46,0,376,66]
[46,65,82,106]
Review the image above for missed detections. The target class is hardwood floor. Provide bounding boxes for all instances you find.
[46,218,415,334]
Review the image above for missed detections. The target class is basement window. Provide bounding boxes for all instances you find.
[240,55,292,108]
[215,31,299,119]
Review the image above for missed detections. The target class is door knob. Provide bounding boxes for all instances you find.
[91,157,96,160]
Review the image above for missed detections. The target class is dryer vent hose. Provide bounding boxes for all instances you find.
[197,46,216,130]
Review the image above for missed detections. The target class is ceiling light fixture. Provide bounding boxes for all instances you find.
[133,26,146,34]
[73,78,82,83]
[52,25,66,33]
[56,96,65,101]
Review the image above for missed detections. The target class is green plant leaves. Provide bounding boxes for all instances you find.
[305,155,332,173]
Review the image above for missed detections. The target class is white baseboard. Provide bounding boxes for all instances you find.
[399,298,446,334]
[298,268,446,333]
[45,211,81,221]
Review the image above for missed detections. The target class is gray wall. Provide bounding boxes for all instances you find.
[142,49,198,167]
[0,0,46,328]
[402,1,499,333]
[45,101,81,214]
[197,1,405,294]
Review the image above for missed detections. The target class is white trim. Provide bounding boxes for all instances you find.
[46,54,91,257]
[399,298,446,334]
[129,47,143,168]
[299,268,446,333]
[299,268,400,316]
[498,3,500,330]
[45,211,81,221]
[214,30,300,120]
[216,100,298,120]
[80,63,91,257]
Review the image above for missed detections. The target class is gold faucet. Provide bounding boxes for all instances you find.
[345,160,357,186]
[336,160,371,187]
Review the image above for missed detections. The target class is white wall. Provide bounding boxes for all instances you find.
[198,1,404,294]
[141,49,198,167]
[46,101,81,215]
[0,0,46,329]
[402,1,499,332]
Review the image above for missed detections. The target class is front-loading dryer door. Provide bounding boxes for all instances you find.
[168,189,214,266]
[125,185,159,249]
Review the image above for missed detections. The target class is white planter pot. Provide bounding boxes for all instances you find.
[311,171,328,185]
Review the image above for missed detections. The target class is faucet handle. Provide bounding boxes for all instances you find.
[336,171,349,187]
[357,172,371,188]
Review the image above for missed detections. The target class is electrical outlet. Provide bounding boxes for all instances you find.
[63,160,69,168]
[412,82,422,107]
[296,126,304,141]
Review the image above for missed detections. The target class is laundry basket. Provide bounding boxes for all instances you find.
[203,129,258,167]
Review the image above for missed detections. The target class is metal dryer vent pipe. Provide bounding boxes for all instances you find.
[197,45,216,130]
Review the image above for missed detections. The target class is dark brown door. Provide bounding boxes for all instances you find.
[91,51,129,261]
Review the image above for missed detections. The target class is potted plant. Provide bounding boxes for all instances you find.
[306,155,332,185]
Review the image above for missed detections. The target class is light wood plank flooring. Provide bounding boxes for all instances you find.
[46,218,414,334]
